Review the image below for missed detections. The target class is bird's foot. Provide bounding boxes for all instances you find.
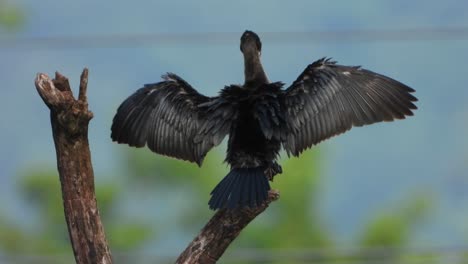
[264,162,282,181]
[268,189,280,201]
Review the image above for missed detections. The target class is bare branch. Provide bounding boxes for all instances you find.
[34,69,112,264]
[176,190,280,264]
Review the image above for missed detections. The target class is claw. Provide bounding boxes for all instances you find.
[264,162,282,181]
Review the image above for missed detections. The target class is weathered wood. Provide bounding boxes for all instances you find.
[176,190,279,264]
[35,69,113,264]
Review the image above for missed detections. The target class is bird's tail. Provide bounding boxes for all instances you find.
[208,167,270,210]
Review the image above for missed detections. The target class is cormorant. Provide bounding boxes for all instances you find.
[111,30,417,210]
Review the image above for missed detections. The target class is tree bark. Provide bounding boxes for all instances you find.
[35,69,113,264]
[176,190,279,264]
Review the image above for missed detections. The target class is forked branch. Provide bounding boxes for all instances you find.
[35,69,112,264]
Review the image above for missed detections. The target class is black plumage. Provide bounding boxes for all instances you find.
[111,30,417,210]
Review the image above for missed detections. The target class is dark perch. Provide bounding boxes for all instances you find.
[35,69,113,264]
[176,190,279,264]
[34,69,279,264]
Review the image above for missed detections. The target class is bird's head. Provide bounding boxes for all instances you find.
[240,30,262,55]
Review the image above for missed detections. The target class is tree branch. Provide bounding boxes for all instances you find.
[34,69,113,264]
[176,190,280,264]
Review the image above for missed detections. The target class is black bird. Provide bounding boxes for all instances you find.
[111,30,417,210]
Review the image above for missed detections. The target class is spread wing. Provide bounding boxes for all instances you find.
[111,73,236,165]
[282,57,418,156]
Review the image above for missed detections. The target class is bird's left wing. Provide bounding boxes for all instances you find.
[111,73,236,165]
[281,58,418,156]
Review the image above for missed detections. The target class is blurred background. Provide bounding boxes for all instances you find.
[1,0,467,263]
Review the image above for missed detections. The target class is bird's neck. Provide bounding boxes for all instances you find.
[243,52,268,85]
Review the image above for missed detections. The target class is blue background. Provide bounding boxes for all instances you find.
[1,0,468,258]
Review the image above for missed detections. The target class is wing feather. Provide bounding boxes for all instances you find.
[282,58,418,156]
[111,73,236,165]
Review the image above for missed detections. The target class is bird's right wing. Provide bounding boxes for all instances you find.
[111,73,237,165]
